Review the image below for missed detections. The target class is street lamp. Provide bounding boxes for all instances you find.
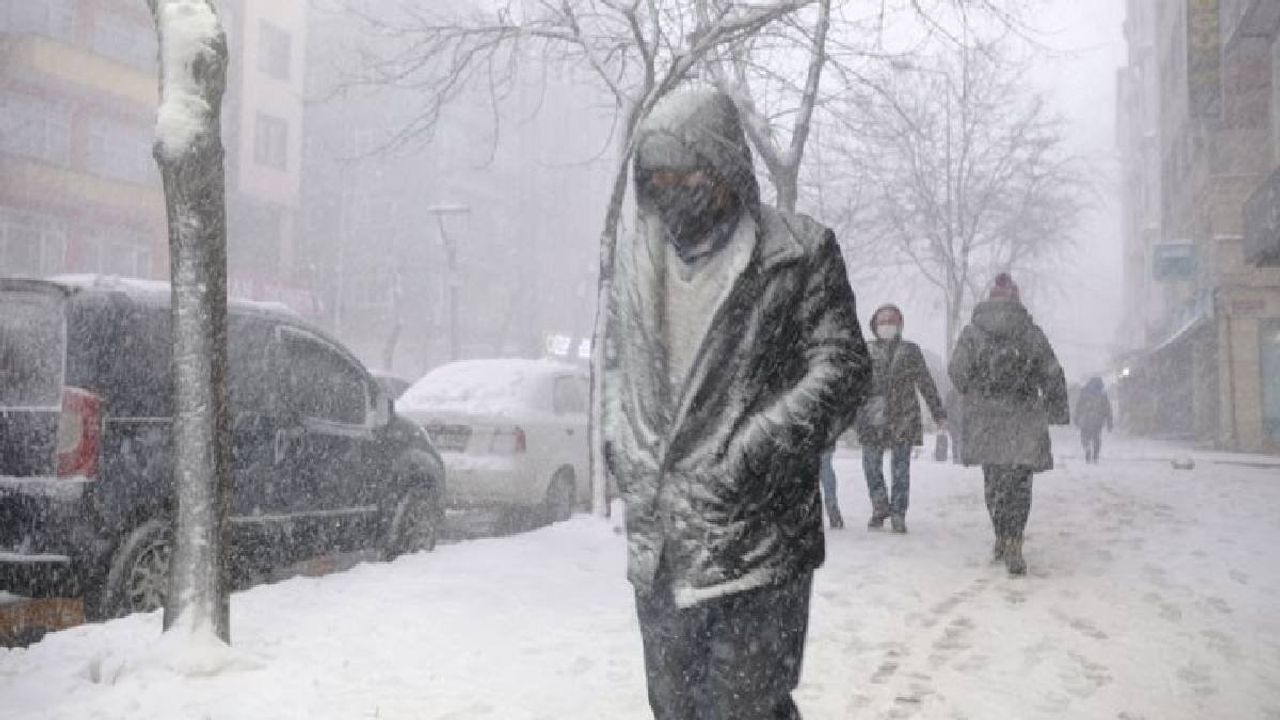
[427,204,471,361]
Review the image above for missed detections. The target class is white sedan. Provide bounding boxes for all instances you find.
[397,359,590,522]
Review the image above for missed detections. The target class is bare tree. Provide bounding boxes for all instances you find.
[145,0,232,642]
[702,0,831,212]
[835,43,1086,357]
[350,0,817,516]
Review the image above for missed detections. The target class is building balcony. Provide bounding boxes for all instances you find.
[1226,0,1280,47]
[1244,165,1280,266]
[0,34,156,110]
[0,155,163,222]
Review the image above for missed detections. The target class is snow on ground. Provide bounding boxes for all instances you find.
[2,431,1278,719]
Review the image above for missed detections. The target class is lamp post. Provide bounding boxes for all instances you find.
[427,204,471,361]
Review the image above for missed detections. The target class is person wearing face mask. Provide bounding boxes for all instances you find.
[854,304,947,534]
[604,87,871,719]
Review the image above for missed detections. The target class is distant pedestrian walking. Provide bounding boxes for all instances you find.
[948,274,1069,576]
[855,304,946,534]
[1075,377,1113,463]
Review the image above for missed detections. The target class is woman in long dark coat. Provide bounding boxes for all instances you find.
[948,274,1069,575]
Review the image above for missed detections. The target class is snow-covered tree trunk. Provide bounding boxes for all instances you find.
[146,0,232,643]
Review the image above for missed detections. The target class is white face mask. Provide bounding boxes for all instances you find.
[877,325,901,340]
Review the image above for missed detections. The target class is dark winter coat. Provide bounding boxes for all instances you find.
[603,90,871,608]
[854,339,945,447]
[1075,378,1113,434]
[947,299,1069,472]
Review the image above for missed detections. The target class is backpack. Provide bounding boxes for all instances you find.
[978,332,1036,398]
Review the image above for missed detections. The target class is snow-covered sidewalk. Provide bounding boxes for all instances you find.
[2,432,1278,719]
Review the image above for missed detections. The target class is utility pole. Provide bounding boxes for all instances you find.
[428,204,470,361]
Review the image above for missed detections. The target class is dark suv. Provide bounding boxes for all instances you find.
[0,276,445,619]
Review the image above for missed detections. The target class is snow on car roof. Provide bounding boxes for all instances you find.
[399,358,580,415]
[47,274,298,316]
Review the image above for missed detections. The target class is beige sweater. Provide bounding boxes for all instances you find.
[661,213,757,390]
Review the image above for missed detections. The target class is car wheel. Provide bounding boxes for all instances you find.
[544,472,575,524]
[93,520,172,620]
[383,486,441,560]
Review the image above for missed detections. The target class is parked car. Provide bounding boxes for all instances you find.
[397,359,589,523]
[0,275,445,620]
[371,370,412,401]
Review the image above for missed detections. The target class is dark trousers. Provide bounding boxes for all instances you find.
[1080,428,1102,462]
[818,451,843,526]
[863,444,912,517]
[982,465,1033,540]
[636,570,813,720]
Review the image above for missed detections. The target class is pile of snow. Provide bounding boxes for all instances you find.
[155,0,223,160]
[2,431,1278,718]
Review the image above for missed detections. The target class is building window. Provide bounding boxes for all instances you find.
[0,207,67,277]
[93,11,157,71]
[0,0,75,41]
[253,113,289,169]
[87,118,156,185]
[1263,320,1280,444]
[0,91,71,166]
[257,20,291,80]
[82,229,153,278]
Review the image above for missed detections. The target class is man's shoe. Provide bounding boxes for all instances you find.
[830,514,845,530]
[867,514,887,531]
[1004,538,1027,576]
[991,537,1005,562]
[890,515,907,534]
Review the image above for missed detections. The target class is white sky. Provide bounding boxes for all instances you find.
[1027,0,1129,381]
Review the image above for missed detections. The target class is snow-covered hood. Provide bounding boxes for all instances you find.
[633,88,761,216]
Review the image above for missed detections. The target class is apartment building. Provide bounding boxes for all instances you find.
[0,0,316,314]
[1117,0,1280,452]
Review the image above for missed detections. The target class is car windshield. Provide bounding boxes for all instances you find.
[0,288,66,408]
[399,361,549,415]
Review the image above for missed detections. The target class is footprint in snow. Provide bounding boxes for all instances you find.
[1176,662,1218,697]
[1143,592,1183,622]
[1063,650,1114,698]
[1200,629,1242,662]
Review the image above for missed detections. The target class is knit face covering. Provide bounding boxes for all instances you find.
[642,169,741,263]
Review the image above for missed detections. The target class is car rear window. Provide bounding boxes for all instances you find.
[0,288,66,408]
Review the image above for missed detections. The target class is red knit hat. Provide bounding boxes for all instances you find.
[989,273,1021,302]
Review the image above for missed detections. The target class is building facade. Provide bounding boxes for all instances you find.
[301,1,614,378]
[1117,0,1280,453]
[0,0,315,314]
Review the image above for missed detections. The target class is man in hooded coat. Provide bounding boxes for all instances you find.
[948,273,1069,575]
[1075,376,1114,463]
[603,88,870,719]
